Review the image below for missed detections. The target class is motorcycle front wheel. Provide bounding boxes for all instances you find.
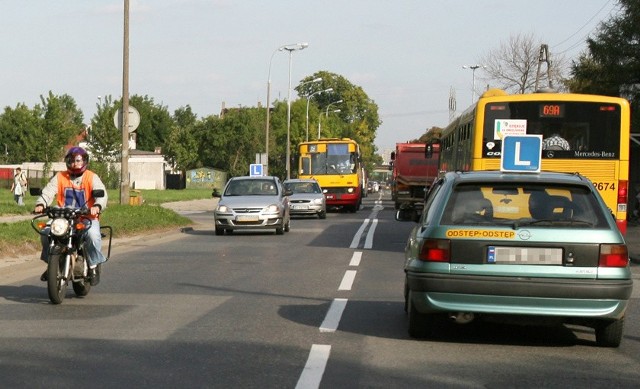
[47,246,67,304]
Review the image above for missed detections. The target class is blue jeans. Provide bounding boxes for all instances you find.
[40,220,107,267]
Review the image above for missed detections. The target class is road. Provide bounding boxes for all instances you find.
[0,190,639,388]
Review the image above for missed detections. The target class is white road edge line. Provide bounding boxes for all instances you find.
[349,251,362,267]
[319,298,348,333]
[338,270,357,291]
[295,344,332,389]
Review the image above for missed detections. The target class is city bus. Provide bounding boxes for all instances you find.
[297,138,363,212]
[439,88,631,233]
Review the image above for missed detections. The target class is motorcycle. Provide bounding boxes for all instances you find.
[31,189,112,304]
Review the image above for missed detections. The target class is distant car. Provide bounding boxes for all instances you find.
[212,176,291,235]
[372,181,380,192]
[398,170,633,347]
[366,181,374,193]
[283,178,327,219]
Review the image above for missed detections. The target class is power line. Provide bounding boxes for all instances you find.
[552,0,612,49]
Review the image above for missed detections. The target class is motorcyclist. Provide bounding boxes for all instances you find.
[34,146,108,286]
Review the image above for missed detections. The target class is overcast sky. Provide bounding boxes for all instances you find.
[0,0,618,154]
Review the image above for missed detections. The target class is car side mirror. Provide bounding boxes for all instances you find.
[212,189,221,198]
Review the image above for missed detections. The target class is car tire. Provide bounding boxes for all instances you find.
[595,317,624,347]
[215,227,224,236]
[318,211,326,219]
[275,226,284,235]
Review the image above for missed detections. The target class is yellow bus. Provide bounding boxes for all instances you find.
[439,89,631,233]
[297,138,363,212]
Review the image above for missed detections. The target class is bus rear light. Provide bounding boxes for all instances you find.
[599,244,629,267]
[617,180,628,205]
[419,239,451,262]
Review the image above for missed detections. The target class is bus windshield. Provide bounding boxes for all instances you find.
[483,101,621,158]
[308,152,357,175]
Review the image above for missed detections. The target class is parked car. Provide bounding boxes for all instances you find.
[283,178,327,219]
[212,176,291,235]
[398,170,633,347]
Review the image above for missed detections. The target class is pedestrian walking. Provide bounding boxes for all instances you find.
[10,167,27,206]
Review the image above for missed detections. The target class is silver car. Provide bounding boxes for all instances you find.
[213,176,291,235]
[284,178,327,219]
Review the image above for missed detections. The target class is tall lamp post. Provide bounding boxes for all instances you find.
[283,42,309,180]
[318,99,342,139]
[265,42,308,176]
[462,64,484,104]
[306,87,332,142]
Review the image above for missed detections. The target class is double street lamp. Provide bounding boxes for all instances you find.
[462,64,485,104]
[265,42,308,177]
[306,87,333,142]
[317,99,343,139]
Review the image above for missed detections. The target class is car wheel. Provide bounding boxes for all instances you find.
[215,227,224,236]
[275,226,284,235]
[225,229,233,235]
[318,211,326,219]
[595,317,624,347]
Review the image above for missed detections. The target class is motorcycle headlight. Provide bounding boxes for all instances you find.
[50,218,70,237]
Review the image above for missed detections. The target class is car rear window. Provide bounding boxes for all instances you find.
[440,183,608,228]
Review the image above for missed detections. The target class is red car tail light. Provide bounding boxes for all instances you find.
[419,239,451,262]
[599,244,629,267]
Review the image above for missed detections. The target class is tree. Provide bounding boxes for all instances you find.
[38,92,84,164]
[88,95,121,162]
[478,33,569,95]
[569,0,640,129]
[0,103,42,163]
[296,71,381,169]
[128,95,173,152]
[163,106,200,172]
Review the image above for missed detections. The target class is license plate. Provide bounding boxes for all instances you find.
[292,205,308,210]
[487,246,562,265]
[236,215,259,222]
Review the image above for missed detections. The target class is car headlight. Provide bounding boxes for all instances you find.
[265,204,280,213]
[50,218,70,237]
[313,198,323,205]
[216,205,230,213]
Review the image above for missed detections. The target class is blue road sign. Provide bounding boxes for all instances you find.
[501,135,542,173]
[250,164,264,176]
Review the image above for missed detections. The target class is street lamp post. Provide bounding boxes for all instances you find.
[283,42,308,180]
[265,42,308,177]
[306,87,332,142]
[462,64,484,103]
[318,99,342,139]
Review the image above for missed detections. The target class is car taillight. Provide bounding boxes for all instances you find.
[419,239,450,262]
[599,244,629,267]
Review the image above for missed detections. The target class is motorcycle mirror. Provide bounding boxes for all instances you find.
[92,189,105,198]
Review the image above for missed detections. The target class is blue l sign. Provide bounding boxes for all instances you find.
[250,164,264,176]
[500,135,542,173]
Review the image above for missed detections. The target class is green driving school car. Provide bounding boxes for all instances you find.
[400,170,633,347]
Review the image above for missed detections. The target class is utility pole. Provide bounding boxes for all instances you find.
[535,44,553,92]
[120,0,130,204]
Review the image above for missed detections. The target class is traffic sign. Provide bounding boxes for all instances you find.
[113,106,141,133]
[250,164,264,176]
[501,135,542,173]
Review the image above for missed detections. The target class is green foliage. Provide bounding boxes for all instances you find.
[99,204,192,236]
[91,161,121,190]
[89,95,121,162]
[570,0,640,129]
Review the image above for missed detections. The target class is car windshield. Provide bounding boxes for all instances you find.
[285,182,321,194]
[225,179,278,196]
[440,182,608,228]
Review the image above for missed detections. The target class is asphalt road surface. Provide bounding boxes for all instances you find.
[1,191,639,388]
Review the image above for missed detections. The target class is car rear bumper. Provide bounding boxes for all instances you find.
[407,272,632,318]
